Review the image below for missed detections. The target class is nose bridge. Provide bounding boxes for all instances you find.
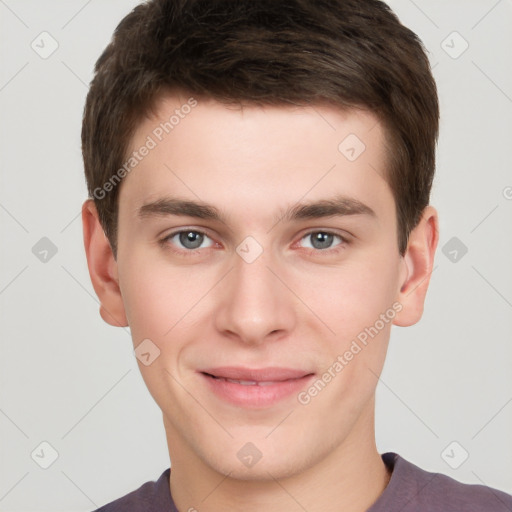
[214,245,295,343]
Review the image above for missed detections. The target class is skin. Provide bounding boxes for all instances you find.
[83,93,438,512]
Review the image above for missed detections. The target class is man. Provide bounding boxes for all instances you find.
[81,0,512,510]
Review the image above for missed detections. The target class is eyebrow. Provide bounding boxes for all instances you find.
[137,195,376,224]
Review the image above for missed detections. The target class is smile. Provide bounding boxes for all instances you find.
[199,367,315,408]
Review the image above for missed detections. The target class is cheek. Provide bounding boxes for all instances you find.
[118,251,217,349]
[118,250,173,332]
[293,249,401,341]
[118,265,170,343]
[318,251,400,399]
[117,255,205,407]
[296,270,398,419]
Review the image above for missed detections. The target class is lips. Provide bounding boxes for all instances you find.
[212,377,276,386]
[200,366,312,382]
[199,366,315,408]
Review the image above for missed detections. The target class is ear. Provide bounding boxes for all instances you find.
[393,205,439,327]
[82,199,128,327]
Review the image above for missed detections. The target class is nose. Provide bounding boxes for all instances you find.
[214,247,297,346]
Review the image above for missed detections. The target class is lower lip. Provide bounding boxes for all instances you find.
[200,372,315,408]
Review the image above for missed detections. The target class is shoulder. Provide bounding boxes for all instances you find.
[374,452,512,512]
[92,468,173,512]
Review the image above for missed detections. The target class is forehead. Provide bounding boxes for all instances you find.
[119,94,393,224]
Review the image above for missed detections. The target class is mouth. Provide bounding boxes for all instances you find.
[199,367,315,408]
[205,376,283,386]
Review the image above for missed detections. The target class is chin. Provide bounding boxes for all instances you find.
[210,455,303,482]
[197,436,316,482]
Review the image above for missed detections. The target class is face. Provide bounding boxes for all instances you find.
[104,94,418,479]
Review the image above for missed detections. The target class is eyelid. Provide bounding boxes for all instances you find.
[300,228,350,241]
[161,226,214,239]
[159,227,351,253]
[296,229,350,251]
[159,227,217,251]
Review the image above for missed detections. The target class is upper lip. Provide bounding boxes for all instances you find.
[200,366,313,382]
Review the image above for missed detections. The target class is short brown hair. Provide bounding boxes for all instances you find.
[82,0,439,258]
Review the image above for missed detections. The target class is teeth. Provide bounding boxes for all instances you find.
[224,378,278,386]
[207,374,286,386]
[226,378,259,385]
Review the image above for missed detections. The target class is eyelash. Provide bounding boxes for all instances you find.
[159,229,349,256]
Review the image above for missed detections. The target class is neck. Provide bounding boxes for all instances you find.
[167,399,391,512]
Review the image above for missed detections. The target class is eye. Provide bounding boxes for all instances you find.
[299,231,345,251]
[163,230,215,251]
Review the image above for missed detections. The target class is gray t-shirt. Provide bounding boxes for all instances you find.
[94,452,512,511]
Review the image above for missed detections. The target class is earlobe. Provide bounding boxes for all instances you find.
[82,199,128,328]
[394,206,439,327]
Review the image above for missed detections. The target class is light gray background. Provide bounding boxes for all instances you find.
[1,0,511,510]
